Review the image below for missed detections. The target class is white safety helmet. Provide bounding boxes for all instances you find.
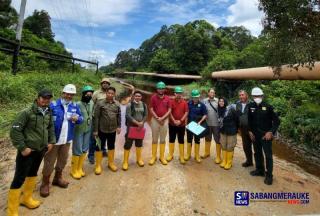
[251,87,264,96]
[63,84,77,94]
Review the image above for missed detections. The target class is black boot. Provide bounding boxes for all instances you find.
[264,175,273,185]
[242,161,253,167]
[250,169,265,176]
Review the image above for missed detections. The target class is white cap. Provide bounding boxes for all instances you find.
[251,87,264,96]
[63,84,76,94]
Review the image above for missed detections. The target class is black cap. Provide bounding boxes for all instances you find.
[38,89,53,98]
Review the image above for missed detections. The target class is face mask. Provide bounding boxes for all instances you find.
[81,95,92,103]
[254,98,262,104]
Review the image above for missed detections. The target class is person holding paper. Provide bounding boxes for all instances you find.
[149,81,172,166]
[185,89,207,163]
[218,97,239,170]
[93,87,121,173]
[122,91,148,171]
[167,86,189,164]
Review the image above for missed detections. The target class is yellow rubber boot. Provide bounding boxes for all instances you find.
[194,144,201,163]
[166,143,175,162]
[20,177,41,209]
[78,153,86,177]
[94,151,103,175]
[224,151,234,170]
[201,141,211,159]
[149,144,158,165]
[122,149,130,171]
[7,188,21,216]
[214,144,222,164]
[184,143,192,161]
[108,150,118,172]
[70,155,81,179]
[220,150,228,168]
[179,144,186,165]
[159,143,168,165]
[136,147,144,167]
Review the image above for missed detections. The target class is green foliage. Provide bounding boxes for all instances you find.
[24,10,55,42]
[0,0,18,28]
[259,0,320,67]
[108,20,259,75]
[201,50,239,78]
[149,49,179,73]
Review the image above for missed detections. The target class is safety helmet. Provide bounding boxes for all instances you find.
[191,89,200,97]
[100,78,110,84]
[81,85,94,93]
[174,86,183,93]
[63,84,76,94]
[251,87,264,96]
[156,81,166,89]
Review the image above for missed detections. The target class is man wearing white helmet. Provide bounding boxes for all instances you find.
[40,84,83,197]
[247,87,280,185]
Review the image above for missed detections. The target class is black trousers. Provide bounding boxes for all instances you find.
[10,148,46,189]
[97,131,116,151]
[124,126,143,150]
[252,135,273,177]
[169,125,185,144]
[186,130,201,145]
[240,126,253,164]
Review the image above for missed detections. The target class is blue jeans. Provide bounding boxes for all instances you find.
[73,130,91,156]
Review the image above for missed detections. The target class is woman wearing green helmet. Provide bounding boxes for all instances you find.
[71,85,94,180]
[185,89,208,163]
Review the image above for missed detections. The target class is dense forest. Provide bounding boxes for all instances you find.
[101,21,267,77]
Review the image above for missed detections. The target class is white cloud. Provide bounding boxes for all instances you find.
[106,31,115,38]
[11,0,140,27]
[149,0,225,27]
[226,0,264,36]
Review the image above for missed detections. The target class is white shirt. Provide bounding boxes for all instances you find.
[56,104,69,145]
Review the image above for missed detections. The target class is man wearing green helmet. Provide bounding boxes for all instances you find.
[167,86,189,164]
[70,86,94,180]
[149,81,172,165]
[186,89,207,163]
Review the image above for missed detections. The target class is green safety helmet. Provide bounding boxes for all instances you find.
[82,85,94,93]
[156,81,166,89]
[191,89,200,97]
[174,86,183,93]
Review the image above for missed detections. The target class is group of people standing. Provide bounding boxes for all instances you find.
[6,78,280,216]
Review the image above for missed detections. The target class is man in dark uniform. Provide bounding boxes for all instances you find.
[248,87,280,185]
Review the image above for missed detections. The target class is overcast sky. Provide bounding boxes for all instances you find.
[11,0,264,66]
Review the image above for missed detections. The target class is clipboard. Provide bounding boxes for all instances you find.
[128,127,146,139]
[186,121,205,136]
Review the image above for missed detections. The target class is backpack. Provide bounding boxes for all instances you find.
[126,101,147,125]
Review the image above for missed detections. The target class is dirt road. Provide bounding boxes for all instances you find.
[1,104,320,216]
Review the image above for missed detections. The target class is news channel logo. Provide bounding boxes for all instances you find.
[234,191,249,206]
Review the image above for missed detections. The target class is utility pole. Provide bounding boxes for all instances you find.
[12,0,27,75]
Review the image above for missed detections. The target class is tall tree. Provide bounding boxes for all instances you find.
[24,10,55,42]
[0,0,18,29]
[259,0,320,67]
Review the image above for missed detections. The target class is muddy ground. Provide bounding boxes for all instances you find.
[0,104,320,216]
